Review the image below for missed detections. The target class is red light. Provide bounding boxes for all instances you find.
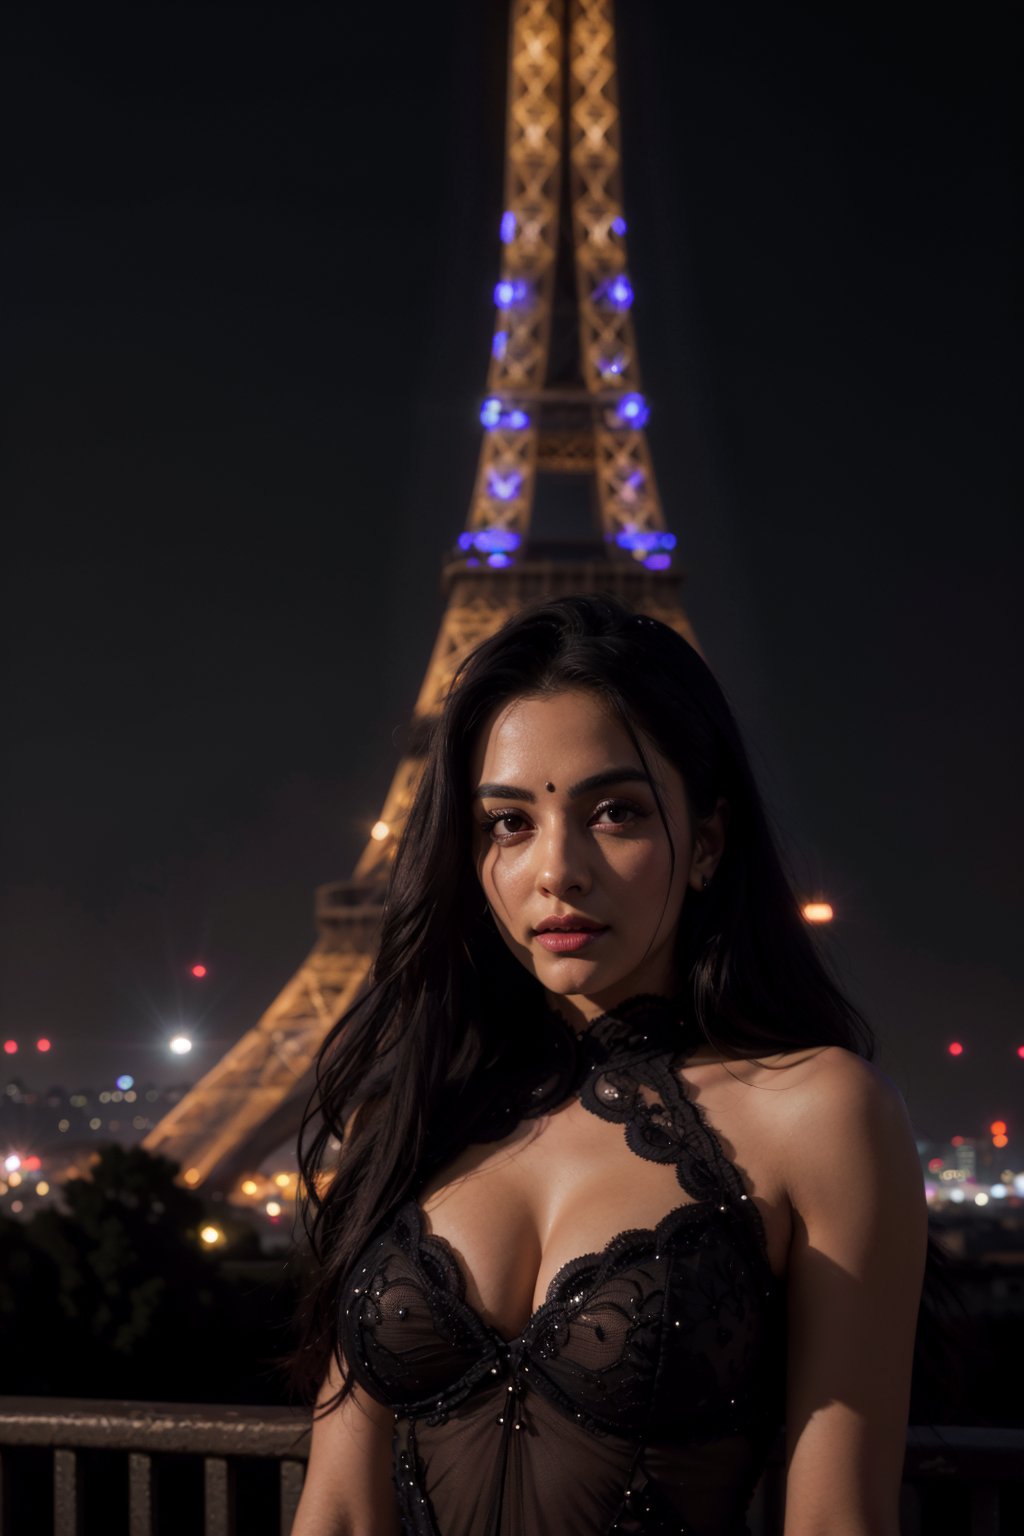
[951,1136,965,1147]
[948,1041,964,1056]
[927,1157,944,1172]
[36,1038,51,1052]
[22,1156,41,1172]
[2,1040,16,1055]
[1018,1046,1024,1060]
[191,964,207,979]
[990,1120,1007,1136]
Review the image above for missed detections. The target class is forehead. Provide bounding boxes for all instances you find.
[470,690,642,779]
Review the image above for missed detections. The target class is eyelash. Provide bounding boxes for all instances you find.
[479,798,650,844]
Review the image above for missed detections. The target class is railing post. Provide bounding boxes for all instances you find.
[128,1451,155,1536]
[898,1481,922,1536]
[279,1460,305,1535]
[970,1482,1000,1536]
[53,1448,81,1536]
[204,1455,236,1536]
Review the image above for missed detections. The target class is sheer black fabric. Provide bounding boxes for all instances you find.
[339,996,786,1535]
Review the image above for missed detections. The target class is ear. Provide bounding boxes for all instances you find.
[689,797,729,890]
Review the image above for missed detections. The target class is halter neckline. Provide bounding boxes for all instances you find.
[547,991,700,1066]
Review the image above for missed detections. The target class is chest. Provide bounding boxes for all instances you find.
[415,1063,791,1342]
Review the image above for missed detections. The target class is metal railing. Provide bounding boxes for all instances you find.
[0,1398,1021,1535]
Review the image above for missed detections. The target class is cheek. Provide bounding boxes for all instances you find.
[477,841,532,908]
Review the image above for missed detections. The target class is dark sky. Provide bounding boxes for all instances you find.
[1,3,1016,1146]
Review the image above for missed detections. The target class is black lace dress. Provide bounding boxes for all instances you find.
[339,996,787,1535]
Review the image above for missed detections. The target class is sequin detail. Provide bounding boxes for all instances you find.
[340,994,786,1534]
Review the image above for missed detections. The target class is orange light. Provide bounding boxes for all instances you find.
[802,902,834,924]
[990,1121,1007,1136]
[36,1038,51,1052]
[370,821,390,842]
[948,1042,964,1056]
[191,964,207,978]
[993,1134,1009,1148]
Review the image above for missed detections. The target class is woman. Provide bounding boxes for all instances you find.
[288,593,932,1536]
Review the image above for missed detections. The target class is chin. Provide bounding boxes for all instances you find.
[533,957,619,997]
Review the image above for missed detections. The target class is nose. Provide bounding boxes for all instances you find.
[534,816,591,901]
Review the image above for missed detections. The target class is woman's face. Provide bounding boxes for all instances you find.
[469,688,726,1024]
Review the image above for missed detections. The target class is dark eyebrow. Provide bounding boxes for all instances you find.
[471,767,651,802]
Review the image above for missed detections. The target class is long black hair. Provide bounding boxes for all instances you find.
[284,592,963,1419]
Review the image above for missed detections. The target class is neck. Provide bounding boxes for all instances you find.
[543,981,677,1039]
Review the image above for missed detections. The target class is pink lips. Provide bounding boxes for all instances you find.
[532,918,609,954]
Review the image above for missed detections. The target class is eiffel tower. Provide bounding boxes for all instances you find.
[143,0,699,1195]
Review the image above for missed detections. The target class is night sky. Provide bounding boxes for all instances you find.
[1,3,1016,1146]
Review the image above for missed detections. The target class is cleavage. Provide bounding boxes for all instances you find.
[416,1095,699,1341]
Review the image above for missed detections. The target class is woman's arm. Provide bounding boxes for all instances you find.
[290,1353,402,1536]
[779,1047,928,1536]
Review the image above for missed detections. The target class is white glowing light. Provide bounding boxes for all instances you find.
[802,902,834,924]
[4,1155,20,1172]
[370,821,389,842]
[169,1034,193,1055]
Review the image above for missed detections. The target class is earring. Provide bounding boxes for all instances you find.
[700,875,710,891]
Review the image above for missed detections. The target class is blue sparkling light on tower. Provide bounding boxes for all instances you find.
[599,353,627,379]
[494,278,530,309]
[492,330,508,360]
[615,528,676,554]
[611,215,628,236]
[500,210,517,244]
[596,274,634,310]
[487,469,523,501]
[615,528,676,570]
[457,527,522,569]
[613,392,649,428]
[480,398,530,431]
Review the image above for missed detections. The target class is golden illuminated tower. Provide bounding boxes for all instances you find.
[144,0,697,1194]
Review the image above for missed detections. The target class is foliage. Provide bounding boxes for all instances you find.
[0,1144,297,1402]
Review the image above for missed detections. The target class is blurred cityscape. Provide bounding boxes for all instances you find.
[0,1074,307,1251]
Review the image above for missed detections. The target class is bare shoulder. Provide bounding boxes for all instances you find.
[767,1045,918,1205]
[773,1043,905,1116]
[755,1041,902,1110]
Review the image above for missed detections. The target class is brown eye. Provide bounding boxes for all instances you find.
[482,810,530,841]
[590,798,647,829]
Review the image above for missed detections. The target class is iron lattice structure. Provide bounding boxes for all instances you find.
[143,0,699,1194]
